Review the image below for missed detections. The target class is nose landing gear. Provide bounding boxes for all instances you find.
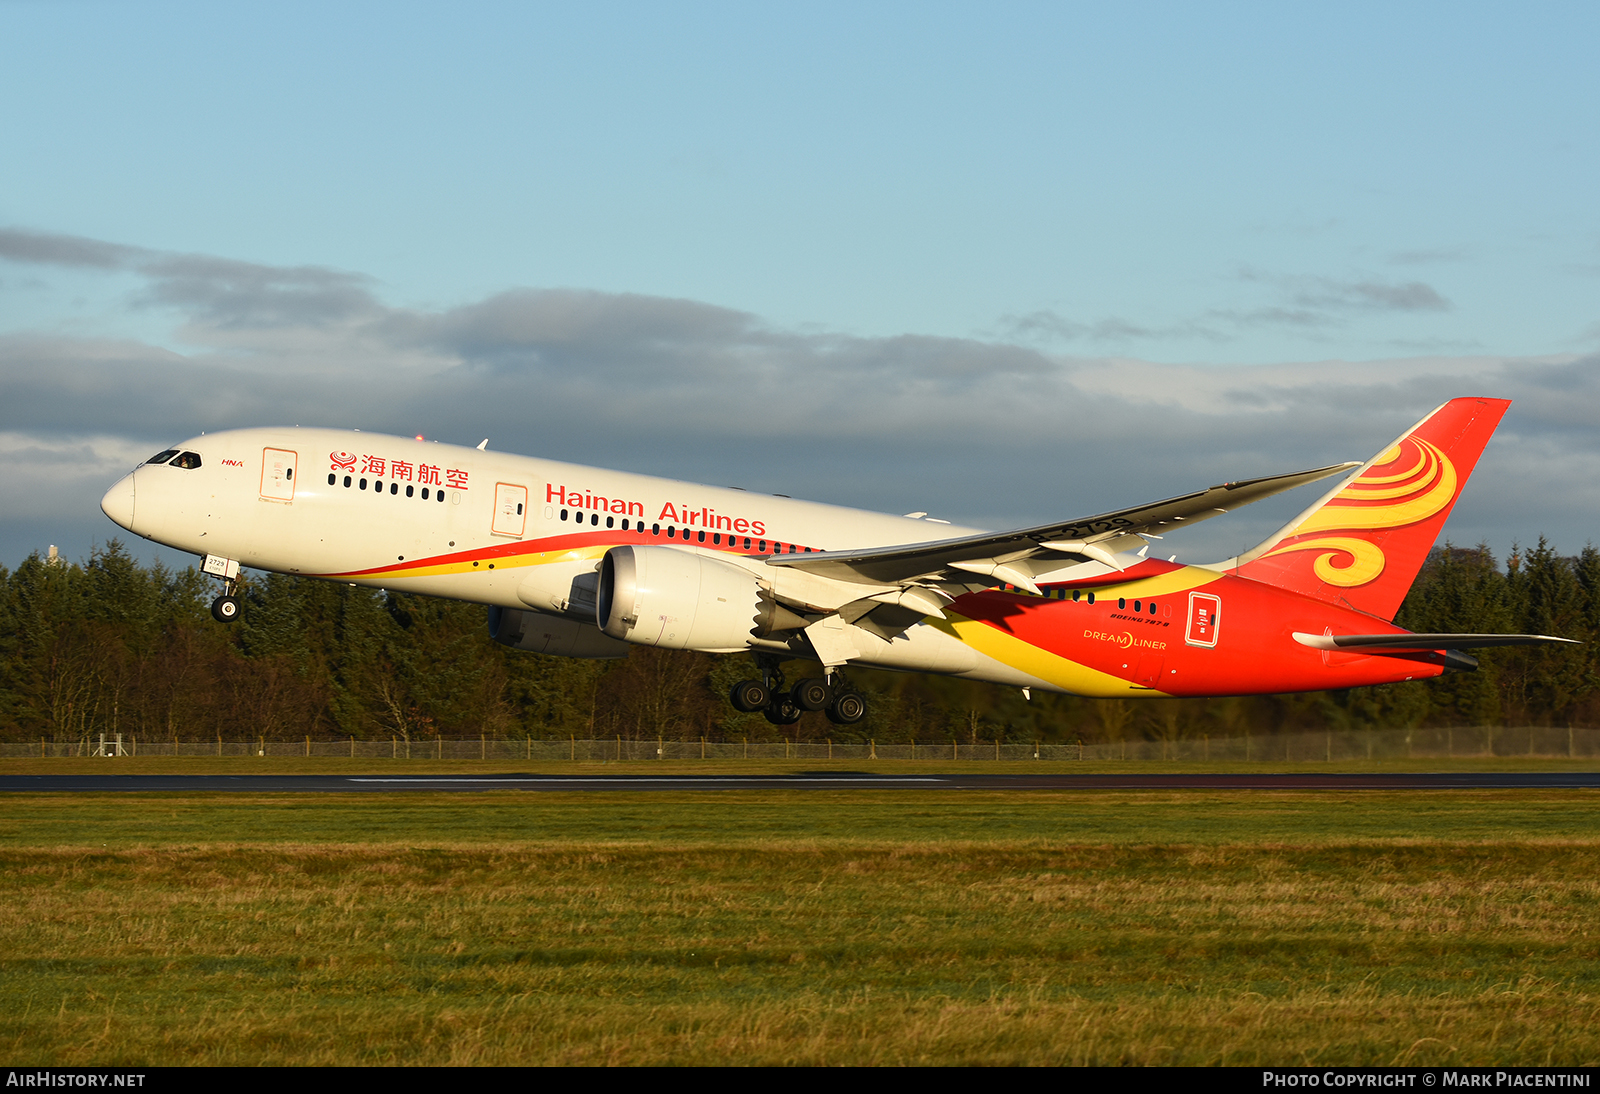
[202,554,243,624]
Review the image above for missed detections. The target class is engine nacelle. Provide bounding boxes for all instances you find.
[488,605,630,659]
[597,545,762,651]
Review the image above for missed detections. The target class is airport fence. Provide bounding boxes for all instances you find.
[8,725,1600,761]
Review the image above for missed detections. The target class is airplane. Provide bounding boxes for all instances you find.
[100,396,1572,726]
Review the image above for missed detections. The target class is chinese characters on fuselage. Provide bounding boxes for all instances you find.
[330,451,469,490]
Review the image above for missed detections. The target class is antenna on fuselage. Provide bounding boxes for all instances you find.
[476,439,488,450]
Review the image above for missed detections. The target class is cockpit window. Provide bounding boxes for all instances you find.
[146,449,180,465]
[169,452,203,470]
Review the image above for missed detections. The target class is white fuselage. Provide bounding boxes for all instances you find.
[102,427,1052,688]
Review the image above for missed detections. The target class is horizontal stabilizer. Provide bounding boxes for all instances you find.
[1292,632,1578,651]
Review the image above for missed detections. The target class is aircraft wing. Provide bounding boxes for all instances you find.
[765,462,1360,589]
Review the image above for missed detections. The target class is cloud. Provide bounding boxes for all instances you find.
[138,254,384,330]
[0,229,1593,570]
[0,431,157,520]
[996,310,1229,345]
[997,269,1453,351]
[1237,269,1452,314]
[1388,247,1471,266]
[0,227,147,269]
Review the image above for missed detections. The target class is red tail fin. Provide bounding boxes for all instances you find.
[1234,397,1510,620]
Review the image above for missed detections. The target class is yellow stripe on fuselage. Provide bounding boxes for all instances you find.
[932,613,1171,698]
[935,566,1228,696]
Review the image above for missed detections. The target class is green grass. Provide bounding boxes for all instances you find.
[3,790,1599,1065]
[5,753,1598,776]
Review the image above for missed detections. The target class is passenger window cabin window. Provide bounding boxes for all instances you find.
[437,490,445,503]
[697,530,706,542]
[713,533,721,545]
[146,449,180,465]
[1118,598,1126,609]
[344,475,352,488]
[422,488,430,500]
[744,537,751,549]
[328,473,336,486]
[667,526,676,538]
[390,482,398,495]
[560,508,568,520]
[758,540,767,553]
[652,523,660,535]
[590,512,598,526]
[1088,592,1096,605]
[360,478,368,490]
[406,485,414,497]
[605,515,611,527]
[1133,600,1141,612]
[1149,601,1157,615]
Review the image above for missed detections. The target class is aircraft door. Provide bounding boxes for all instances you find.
[261,448,297,501]
[1185,592,1221,648]
[492,483,528,538]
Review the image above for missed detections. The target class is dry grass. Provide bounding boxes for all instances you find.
[2,791,1599,1065]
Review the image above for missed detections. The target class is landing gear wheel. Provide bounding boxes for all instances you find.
[826,691,867,725]
[792,677,833,712]
[729,679,771,713]
[763,698,803,726]
[211,595,242,624]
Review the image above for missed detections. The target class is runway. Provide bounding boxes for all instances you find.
[2,772,1599,792]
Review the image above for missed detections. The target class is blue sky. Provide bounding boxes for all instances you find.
[2,1,1598,568]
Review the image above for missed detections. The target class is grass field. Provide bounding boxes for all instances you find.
[5,753,1599,776]
[2,781,1598,1065]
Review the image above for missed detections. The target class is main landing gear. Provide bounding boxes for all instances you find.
[729,656,868,726]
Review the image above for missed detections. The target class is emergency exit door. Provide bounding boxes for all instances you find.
[492,483,528,538]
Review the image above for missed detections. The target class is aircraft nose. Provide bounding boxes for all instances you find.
[101,472,136,532]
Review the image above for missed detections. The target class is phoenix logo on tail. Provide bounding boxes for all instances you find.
[1258,435,1457,589]
[1236,397,1507,621]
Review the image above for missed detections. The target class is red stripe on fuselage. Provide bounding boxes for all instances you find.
[325,530,775,579]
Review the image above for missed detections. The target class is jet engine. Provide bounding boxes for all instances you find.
[597,545,763,651]
[488,605,630,659]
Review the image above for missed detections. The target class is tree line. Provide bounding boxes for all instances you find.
[1,539,1595,745]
